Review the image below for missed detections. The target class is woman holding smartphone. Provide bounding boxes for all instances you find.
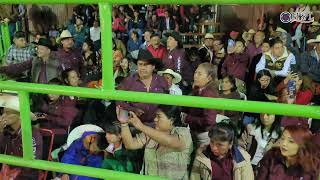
[117,105,193,180]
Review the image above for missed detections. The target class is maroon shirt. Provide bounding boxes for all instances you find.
[185,83,220,132]
[281,116,309,128]
[40,96,79,135]
[117,73,169,123]
[203,146,233,180]
[257,148,320,180]
[222,53,250,81]
[246,42,262,61]
[162,48,193,82]
[0,127,43,180]
[54,47,84,77]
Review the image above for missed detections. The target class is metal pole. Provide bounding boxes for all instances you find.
[99,3,115,91]
[18,91,34,160]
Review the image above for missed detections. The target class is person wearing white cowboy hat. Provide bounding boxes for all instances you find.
[55,29,84,77]
[60,124,108,180]
[299,34,320,83]
[199,33,214,63]
[308,21,320,39]
[158,69,183,95]
[242,29,256,46]
[0,93,43,179]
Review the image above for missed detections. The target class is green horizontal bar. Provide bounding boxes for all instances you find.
[18,91,34,160]
[0,81,319,119]
[0,154,167,180]
[0,0,317,4]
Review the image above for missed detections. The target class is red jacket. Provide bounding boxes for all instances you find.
[147,44,167,60]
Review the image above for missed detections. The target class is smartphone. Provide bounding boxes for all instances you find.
[287,80,296,99]
[119,109,129,122]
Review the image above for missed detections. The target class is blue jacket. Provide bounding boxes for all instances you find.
[127,39,142,53]
[61,131,103,180]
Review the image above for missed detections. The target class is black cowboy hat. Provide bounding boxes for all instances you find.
[34,38,53,50]
[165,31,183,48]
[133,49,164,70]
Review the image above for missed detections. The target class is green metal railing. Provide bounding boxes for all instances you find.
[0,1,319,180]
[0,22,11,63]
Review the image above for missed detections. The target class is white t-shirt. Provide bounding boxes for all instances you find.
[90,27,101,42]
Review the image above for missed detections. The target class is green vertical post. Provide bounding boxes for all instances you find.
[99,3,115,91]
[18,91,34,160]
[0,33,4,59]
[2,23,10,51]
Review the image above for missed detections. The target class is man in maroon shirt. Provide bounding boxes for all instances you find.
[54,30,85,78]
[147,33,167,60]
[117,49,169,125]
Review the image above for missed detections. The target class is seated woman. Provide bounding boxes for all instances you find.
[238,113,281,168]
[191,121,254,180]
[62,68,81,87]
[244,69,277,125]
[257,125,320,179]
[101,123,137,173]
[277,72,313,128]
[277,72,313,105]
[61,131,108,180]
[119,105,193,180]
[0,94,43,180]
[219,75,242,124]
[183,62,220,145]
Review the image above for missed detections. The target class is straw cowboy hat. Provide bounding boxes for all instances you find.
[0,93,35,119]
[204,33,214,39]
[307,34,320,44]
[56,30,73,44]
[242,29,256,41]
[158,69,182,84]
[311,21,320,26]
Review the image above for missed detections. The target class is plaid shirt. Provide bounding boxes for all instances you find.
[6,44,35,64]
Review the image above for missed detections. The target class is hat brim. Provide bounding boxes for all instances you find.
[67,124,104,148]
[307,39,320,44]
[133,57,164,70]
[158,70,182,84]
[56,36,73,44]
[0,93,35,119]
[34,42,53,50]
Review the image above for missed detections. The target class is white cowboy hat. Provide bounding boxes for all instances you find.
[242,29,256,41]
[66,124,104,148]
[204,33,214,39]
[158,69,182,84]
[56,30,73,44]
[311,21,320,26]
[307,34,320,44]
[0,93,36,119]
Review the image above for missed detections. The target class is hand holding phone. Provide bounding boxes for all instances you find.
[116,106,129,123]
